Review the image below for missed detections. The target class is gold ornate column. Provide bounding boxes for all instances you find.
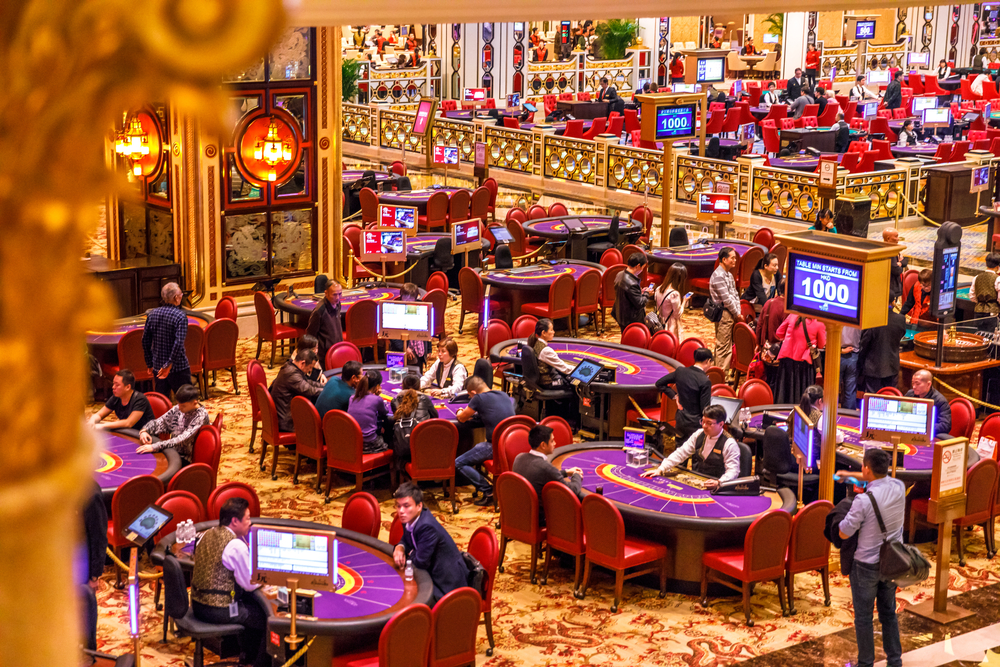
[0,2,283,666]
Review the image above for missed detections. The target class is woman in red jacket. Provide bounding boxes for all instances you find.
[772,312,826,403]
[669,53,685,84]
[900,268,935,327]
[805,44,821,89]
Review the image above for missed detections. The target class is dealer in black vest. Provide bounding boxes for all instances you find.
[419,337,468,398]
[640,404,740,490]
[190,498,269,667]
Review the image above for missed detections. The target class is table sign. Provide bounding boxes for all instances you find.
[976,436,997,460]
[933,439,968,500]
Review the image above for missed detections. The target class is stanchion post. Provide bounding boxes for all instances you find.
[285,577,303,649]
[127,548,142,667]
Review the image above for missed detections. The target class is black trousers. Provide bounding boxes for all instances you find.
[192,598,268,667]
[863,374,898,394]
[155,367,192,397]
[81,585,98,651]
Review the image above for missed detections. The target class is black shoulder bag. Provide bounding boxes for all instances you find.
[867,492,930,587]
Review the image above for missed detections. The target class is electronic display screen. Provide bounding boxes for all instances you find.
[412,100,435,136]
[859,100,879,119]
[361,229,406,261]
[908,52,930,66]
[696,57,726,83]
[623,427,646,449]
[972,165,991,193]
[251,527,337,588]
[452,219,481,252]
[912,96,938,113]
[379,301,433,335]
[378,204,417,232]
[463,88,487,101]
[696,192,734,221]
[867,69,891,85]
[786,252,863,324]
[855,20,876,40]
[936,245,960,312]
[124,504,173,543]
[562,217,587,231]
[654,104,696,139]
[568,358,603,385]
[386,351,406,368]
[672,83,696,93]
[922,107,951,128]
[861,394,935,444]
[739,122,756,144]
[507,93,521,107]
[710,396,744,423]
[792,407,816,468]
[491,226,514,244]
[763,33,780,44]
[433,145,459,165]
[733,80,743,97]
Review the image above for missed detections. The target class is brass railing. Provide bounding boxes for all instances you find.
[432,119,477,163]
[483,125,538,173]
[820,45,860,86]
[606,143,663,197]
[675,155,741,204]
[542,134,598,184]
[524,48,652,103]
[842,168,906,222]
[342,103,374,145]
[378,109,425,154]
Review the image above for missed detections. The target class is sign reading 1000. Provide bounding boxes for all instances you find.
[786,252,862,324]
[655,104,696,140]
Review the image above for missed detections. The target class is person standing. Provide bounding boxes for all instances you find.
[79,481,107,651]
[804,44,821,88]
[840,325,861,410]
[837,449,904,667]
[654,347,713,443]
[773,314,826,404]
[392,482,467,602]
[613,252,649,330]
[512,425,583,525]
[306,281,344,366]
[882,228,908,304]
[455,375,516,507]
[858,306,906,393]
[142,282,190,397]
[669,53,685,84]
[654,263,689,341]
[709,247,743,373]
[786,68,804,100]
[883,70,903,110]
[834,113,851,153]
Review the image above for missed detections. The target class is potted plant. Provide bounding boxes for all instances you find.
[342,59,362,102]
[761,13,784,40]
[596,19,639,60]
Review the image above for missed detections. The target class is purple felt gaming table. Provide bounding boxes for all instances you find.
[95,430,180,504]
[646,239,766,277]
[151,517,433,654]
[551,443,795,594]
[890,144,939,158]
[86,312,211,349]
[377,187,469,214]
[768,152,845,172]
[273,284,425,324]
[521,215,643,241]
[520,120,594,135]
[476,260,605,324]
[342,170,395,187]
[323,366,468,423]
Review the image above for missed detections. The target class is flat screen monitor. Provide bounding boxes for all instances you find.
[562,217,587,231]
[867,69,891,85]
[972,165,991,193]
[654,104,697,140]
[386,351,406,369]
[936,245,960,312]
[791,406,817,468]
[908,52,930,67]
[568,358,603,386]
[922,107,951,128]
[411,99,436,136]
[696,192,734,222]
[696,57,726,83]
[733,80,744,97]
[912,96,938,113]
[377,204,417,236]
[360,228,406,262]
[861,394,936,445]
[763,33,780,44]
[857,100,878,120]
[250,525,338,588]
[506,93,521,108]
[463,88,487,102]
[433,145,459,165]
[523,101,537,113]
[623,427,646,449]
[451,219,481,253]
[123,504,173,545]
[672,83,696,93]
[378,301,433,340]
[786,251,863,325]
[709,395,744,424]
[490,226,514,245]
[738,122,756,144]
[855,20,876,40]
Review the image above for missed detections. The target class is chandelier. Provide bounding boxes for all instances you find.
[253,118,293,181]
[114,114,149,176]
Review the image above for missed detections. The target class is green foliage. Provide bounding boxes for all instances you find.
[596,19,639,60]
[761,13,784,36]
[342,59,362,102]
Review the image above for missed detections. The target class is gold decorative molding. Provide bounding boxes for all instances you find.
[209,165,217,288]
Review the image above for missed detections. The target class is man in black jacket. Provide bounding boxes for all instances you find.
[268,349,324,432]
[306,281,344,365]
[786,68,803,100]
[858,307,906,393]
[906,370,952,437]
[512,425,583,525]
[883,70,903,110]
[655,347,713,442]
[392,482,467,602]
[834,113,851,153]
[613,252,648,329]
[80,481,108,651]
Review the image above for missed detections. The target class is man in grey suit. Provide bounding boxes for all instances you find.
[512,424,583,525]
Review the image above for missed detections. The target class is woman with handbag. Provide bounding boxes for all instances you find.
[652,263,689,340]
[741,253,781,308]
[390,374,439,471]
[757,280,787,388]
[773,313,826,404]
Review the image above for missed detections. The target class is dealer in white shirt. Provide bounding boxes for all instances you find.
[640,404,740,490]
[419,337,468,398]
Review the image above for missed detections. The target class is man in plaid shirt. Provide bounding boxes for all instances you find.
[708,247,744,372]
[136,384,208,463]
[142,282,190,396]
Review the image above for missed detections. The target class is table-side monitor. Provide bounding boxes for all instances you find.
[250,525,338,588]
[791,406,816,469]
[860,394,935,445]
[123,503,173,546]
[696,192,734,222]
[463,88,487,101]
[855,20,876,40]
[912,96,938,113]
[452,219,481,253]
[867,69,890,85]
[654,104,697,140]
[378,204,418,236]
[361,228,407,262]
[696,58,726,84]
[858,100,879,120]
[433,145,459,165]
[709,395,744,424]
[908,52,930,67]
[922,107,951,128]
[378,301,434,341]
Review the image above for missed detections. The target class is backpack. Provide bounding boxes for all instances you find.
[461,551,488,597]
[393,417,417,459]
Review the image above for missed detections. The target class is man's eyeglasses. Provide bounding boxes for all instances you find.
[701,419,721,427]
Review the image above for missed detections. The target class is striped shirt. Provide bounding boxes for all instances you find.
[709,265,741,316]
[140,405,209,461]
[142,304,189,372]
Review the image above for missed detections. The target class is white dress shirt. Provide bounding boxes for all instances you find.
[537,345,576,375]
[419,358,468,398]
[654,428,741,482]
[218,527,259,592]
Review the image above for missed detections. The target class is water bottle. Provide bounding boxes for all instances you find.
[596,486,604,496]
[404,560,414,582]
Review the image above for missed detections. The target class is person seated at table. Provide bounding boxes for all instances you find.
[897,119,918,147]
[850,75,877,100]
[813,208,837,233]
[420,337,467,398]
[316,360,362,417]
[269,349,323,432]
[306,281,344,366]
[136,384,208,463]
[348,369,391,454]
[742,252,781,307]
[705,136,722,159]
[900,268,936,328]
[937,59,952,80]
[455,375,516,506]
[512,425,583,524]
[597,77,623,113]
[654,347,713,442]
[295,334,327,383]
[390,374,438,471]
[526,318,576,387]
[654,263,689,341]
[973,252,1000,331]
[761,81,780,107]
[389,283,428,372]
[640,405,740,489]
[649,82,660,93]
[906,370,952,438]
[815,86,828,116]
[89,369,155,431]
[740,38,756,56]
[191,498,268,667]
[669,52,685,84]
[834,113,851,152]
[613,252,649,329]
[790,86,814,119]
[392,482,467,602]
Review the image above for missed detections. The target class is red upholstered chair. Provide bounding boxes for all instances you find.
[731,322,757,384]
[675,337,706,367]
[981,413,1000,460]
[245,359,267,453]
[738,378,775,408]
[202,319,239,396]
[458,266,486,334]
[752,228,774,249]
[801,116,818,128]
[847,140,869,153]
[254,384,297,481]
[631,205,654,244]
[448,189,472,227]
[100,329,153,384]
[950,397,976,440]
[470,186,491,223]
[543,94,558,115]
[871,139,895,161]
[497,471,547,583]
[254,291,304,368]
[704,110,725,136]
[934,142,954,162]
[623,108,641,138]
[924,74,948,96]
[483,177,499,221]
[785,500,833,614]
[359,187,379,225]
[911,458,998,564]
[108,474,164,586]
[419,191,450,232]
[580,494,668,611]
[620,322,651,349]
[577,91,592,101]
[701,509,792,625]
[190,425,222,478]
[511,314,538,339]
[541,481,586,593]
[706,366,727,385]
[989,137,1000,158]
[479,318,513,358]
[505,217,543,260]
[761,120,781,155]
[407,419,460,514]
[521,273,575,334]
[563,119,586,139]
[649,330,678,359]
[426,270,450,295]
[207,482,260,520]
[290,396,326,491]
[572,268,602,337]
[780,117,796,130]
[468,526,500,655]
[503,116,521,129]
[840,151,861,173]
[389,160,407,176]
[902,268,919,296]
[480,417,537,509]
[388,513,404,545]
[949,140,972,162]
[428,588,482,667]
[439,99,457,111]
[974,139,992,152]
[855,150,879,173]
[720,108,742,136]
[346,299,379,361]
[325,341,364,370]
[559,92,575,101]
[154,490,206,544]
[332,605,432,667]
[582,117,607,140]
[214,296,237,321]
[540,415,573,448]
[526,204,548,220]
[323,410,393,500]
[607,115,624,139]
[344,225,376,281]
[341,491,382,539]
[146,391,172,418]
[598,265,626,334]
[548,202,569,217]
[422,288,449,340]
[599,248,623,268]
[817,102,840,127]
[712,383,737,397]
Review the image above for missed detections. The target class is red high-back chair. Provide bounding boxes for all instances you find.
[323,410,393,500]
[428,588,481,667]
[253,291,304,368]
[467,526,500,655]
[345,299,379,361]
[949,397,976,440]
[620,322,651,349]
[325,341,364,370]
[290,396,326,491]
[202,319,239,395]
[245,359,266,453]
[599,248,623,267]
[146,391,172,418]
[520,273,575,333]
[154,490,206,544]
[649,330,678,358]
[563,119,586,139]
[207,482,260,520]
[419,191,450,232]
[541,481,586,592]
[511,314,538,339]
[675,337,706,367]
[479,318,513,358]
[341,491,382,538]
[738,378,775,407]
[539,415,573,448]
[785,500,833,613]
[496,471,546,583]
[254,384,297,481]
[407,419,460,514]
[214,296,237,321]
[912,458,998,564]
[572,268,602,337]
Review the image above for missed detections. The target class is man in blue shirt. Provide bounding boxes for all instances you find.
[316,361,362,417]
[454,376,516,506]
[142,282,190,397]
[838,449,905,667]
